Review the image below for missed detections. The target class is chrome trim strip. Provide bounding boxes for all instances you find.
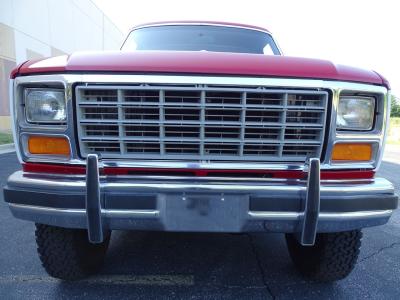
[319,210,393,220]
[8,204,160,219]
[248,211,302,220]
[102,182,306,192]
[14,74,388,91]
[9,79,22,163]
[376,89,391,170]
[248,210,393,220]
[6,171,395,195]
[9,203,86,215]
[103,209,160,218]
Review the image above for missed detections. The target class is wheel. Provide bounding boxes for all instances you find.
[285,230,362,282]
[35,224,110,280]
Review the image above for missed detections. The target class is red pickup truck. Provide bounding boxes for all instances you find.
[4,21,398,282]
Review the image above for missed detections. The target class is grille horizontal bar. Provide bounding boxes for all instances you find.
[76,85,328,162]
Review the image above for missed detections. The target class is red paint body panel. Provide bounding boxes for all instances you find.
[373,71,391,90]
[10,60,29,79]
[16,51,385,86]
[22,163,375,180]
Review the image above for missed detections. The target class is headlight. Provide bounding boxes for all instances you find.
[25,89,66,123]
[336,96,375,130]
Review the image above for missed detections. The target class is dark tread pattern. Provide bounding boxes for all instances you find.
[286,230,362,282]
[35,224,110,280]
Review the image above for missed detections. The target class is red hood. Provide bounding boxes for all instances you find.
[13,51,386,87]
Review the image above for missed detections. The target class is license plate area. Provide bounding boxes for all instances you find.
[164,193,249,232]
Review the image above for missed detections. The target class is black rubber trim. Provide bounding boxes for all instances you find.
[249,195,398,213]
[3,187,157,210]
[3,187,86,209]
[104,194,157,210]
[320,195,398,212]
[250,196,301,212]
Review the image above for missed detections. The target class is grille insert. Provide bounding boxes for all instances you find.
[76,85,328,161]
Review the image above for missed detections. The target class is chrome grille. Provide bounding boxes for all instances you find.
[76,85,328,162]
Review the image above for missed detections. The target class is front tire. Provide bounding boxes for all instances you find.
[285,230,362,282]
[35,224,110,280]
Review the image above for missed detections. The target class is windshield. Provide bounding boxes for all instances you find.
[121,25,281,55]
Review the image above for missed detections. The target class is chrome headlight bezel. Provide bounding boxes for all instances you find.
[24,88,66,124]
[336,95,376,131]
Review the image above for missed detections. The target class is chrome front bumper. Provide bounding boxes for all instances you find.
[3,156,398,246]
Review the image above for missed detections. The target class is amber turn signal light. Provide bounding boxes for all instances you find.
[28,136,70,156]
[331,143,372,161]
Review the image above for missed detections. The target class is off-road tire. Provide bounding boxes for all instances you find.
[35,224,110,280]
[285,230,362,282]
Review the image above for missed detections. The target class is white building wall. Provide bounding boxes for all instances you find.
[48,0,76,53]
[0,0,124,131]
[14,30,52,63]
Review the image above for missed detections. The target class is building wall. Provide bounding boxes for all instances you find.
[0,0,124,132]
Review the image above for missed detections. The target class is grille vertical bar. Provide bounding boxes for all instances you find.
[239,92,246,156]
[117,90,126,155]
[159,90,165,155]
[77,85,328,162]
[199,90,206,156]
[278,93,288,157]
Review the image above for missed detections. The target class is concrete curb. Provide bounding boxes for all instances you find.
[0,143,15,154]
